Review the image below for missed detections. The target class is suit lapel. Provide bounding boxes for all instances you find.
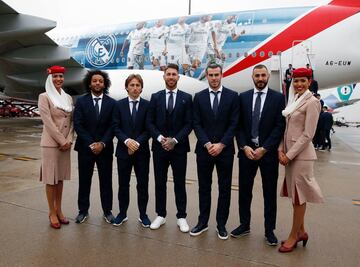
[122,99,133,128]
[216,88,227,120]
[247,90,254,124]
[135,98,145,129]
[260,89,272,123]
[98,95,107,121]
[288,92,313,119]
[160,90,166,116]
[296,93,312,110]
[204,89,216,120]
[87,94,98,120]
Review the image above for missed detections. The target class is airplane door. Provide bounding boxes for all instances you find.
[291,40,315,68]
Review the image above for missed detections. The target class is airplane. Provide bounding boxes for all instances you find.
[320,83,360,111]
[0,0,360,101]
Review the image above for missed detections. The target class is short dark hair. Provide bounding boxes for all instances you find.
[83,69,111,94]
[164,63,179,73]
[205,62,222,74]
[125,74,143,88]
[253,64,268,71]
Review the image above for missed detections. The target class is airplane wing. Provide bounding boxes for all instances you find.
[0,0,86,100]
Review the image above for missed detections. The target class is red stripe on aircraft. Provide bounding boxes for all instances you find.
[223,1,360,78]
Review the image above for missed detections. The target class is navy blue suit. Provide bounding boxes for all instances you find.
[193,87,239,227]
[74,93,116,214]
[237,88,285,233]
[113,97,150,217]
[146,89,192,218]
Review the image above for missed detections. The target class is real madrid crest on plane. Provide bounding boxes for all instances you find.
[85,34,117,68]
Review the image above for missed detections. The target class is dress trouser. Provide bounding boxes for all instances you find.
[78,150,113,214]
[238,150,278,233]
[153,150,187,218]
[117,153,149,217]
[196,152,234,227]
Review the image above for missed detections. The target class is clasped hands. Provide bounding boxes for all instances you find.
[126,139,140,155]
[278,151,290,166]
[161,137,177,151]
[89,142,104,155]
[59,142,72,151]
[243,146,266,161]
[205,142,225,157]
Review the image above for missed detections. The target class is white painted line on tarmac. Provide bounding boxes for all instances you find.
[329,160,360,166]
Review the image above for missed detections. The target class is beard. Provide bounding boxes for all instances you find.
[165,80,177,89]
[254,79,268,90]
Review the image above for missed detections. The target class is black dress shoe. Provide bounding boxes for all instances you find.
[265,231,279,246]
[230,225,250,238]
[216,225,229,240]
[103,212,115,224]
[190,223,208,236]
[75,212,88,224]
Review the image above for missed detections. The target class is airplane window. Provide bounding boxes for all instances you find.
[260,51,265,57]
[268,51,273,57]
[116,58,120,63]
[236,52,240,58]
[252,52,257,57]
[122,58,126,63]
[244,52,248,57]
[277,51,282,55]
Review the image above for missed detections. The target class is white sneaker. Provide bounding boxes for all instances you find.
[177,218,189,233]
[150,216,166,230]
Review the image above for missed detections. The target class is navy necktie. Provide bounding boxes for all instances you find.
[251,92,263,140]
[168,91,174,113]
[131,100,138,124]
[211,91,219,116]
[94,97,101,118]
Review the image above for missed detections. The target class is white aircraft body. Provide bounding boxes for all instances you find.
[0,0,359,100]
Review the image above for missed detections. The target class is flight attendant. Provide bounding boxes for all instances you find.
[278,67,324,253]
[38,65,74,229]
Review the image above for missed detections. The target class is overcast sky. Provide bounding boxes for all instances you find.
[4,0,327,30]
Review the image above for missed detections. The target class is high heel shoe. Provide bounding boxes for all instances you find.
[297,232,309,247]
[281,232,309,246]
[57,215,70,225]
[49,216,61,229]
[278,240,297,253]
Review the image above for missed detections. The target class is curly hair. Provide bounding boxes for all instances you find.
[83,69,111,94]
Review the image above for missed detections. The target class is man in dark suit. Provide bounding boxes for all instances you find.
[232,64,285,246]
[146,63,193,232]
[284,64,295,100]
[320,106,334,151]
[190,63,239,240]
[112,74,151,227]
[73,70,116,224]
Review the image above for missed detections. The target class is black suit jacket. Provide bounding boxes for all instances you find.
[321,112,334,130]
[146,89,192,154]
[74,93,116,155]
[193,87,239,156]
[113,97,150,159]
[237,88,285,155]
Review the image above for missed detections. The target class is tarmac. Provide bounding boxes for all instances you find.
[0,118,359,267]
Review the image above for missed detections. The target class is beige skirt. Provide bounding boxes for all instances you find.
[281,160,324,205]
[40,147,71,185]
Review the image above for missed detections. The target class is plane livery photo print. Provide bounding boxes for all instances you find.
[58,7,310,78]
